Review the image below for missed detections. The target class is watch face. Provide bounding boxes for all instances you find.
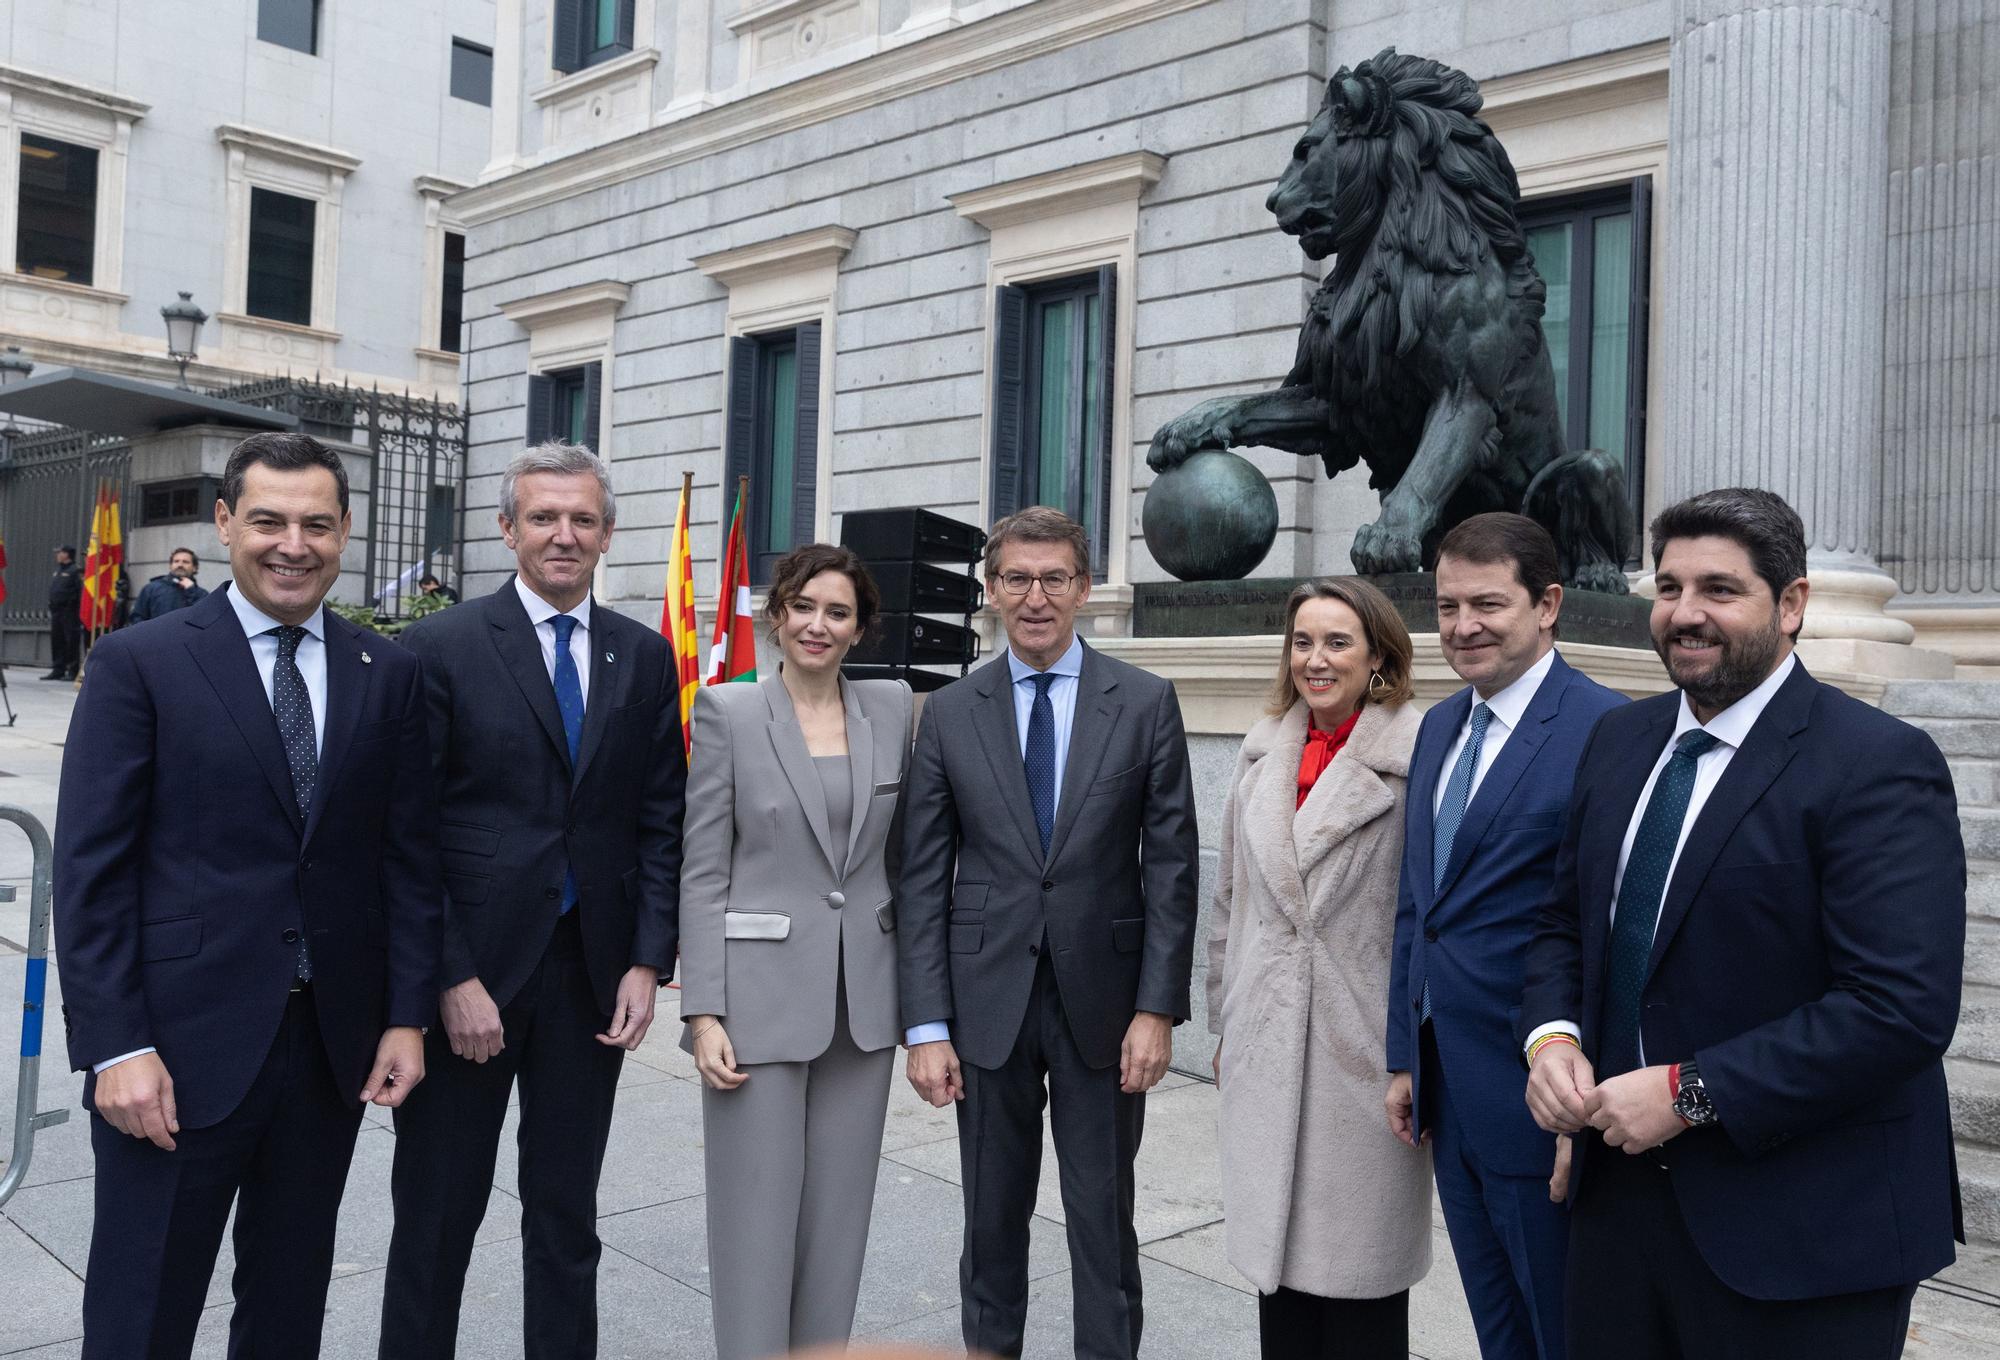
[1675,1085,1717,1125]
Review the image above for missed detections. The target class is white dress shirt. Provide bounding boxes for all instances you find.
[1524,652,1799,1062]
[96,584,334,1075]
[905,634,1085,1048]
[1432,647,1557,815]
[514,575,592,706]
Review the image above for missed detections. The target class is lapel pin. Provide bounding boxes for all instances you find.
[361,651,372,664]
[605,651,616,664]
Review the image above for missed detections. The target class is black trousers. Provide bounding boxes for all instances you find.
[82,989,364,1360]
[957,950,1146,1360]
[49,611,80,675]
[380,911,626,1359]
[1258,1286,1409,1360]
[1568,1138,1919,1359]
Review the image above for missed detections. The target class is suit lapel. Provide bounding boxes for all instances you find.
[764,674,840,874]
[1587,700,1676,920]
[571,605,616,789]
[488,580,571,771]
[1408,688,1466,912]
[1244,703,1311,926]
[1644,666,1813,980]
[1433,663,1571,903]
[970,657,1045,865]
[302,610,369,847]
[184,589,301,836]
[1044,646,1120,869]
[843,680,874,873]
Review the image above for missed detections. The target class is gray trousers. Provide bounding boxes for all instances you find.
[701,990,896,1360]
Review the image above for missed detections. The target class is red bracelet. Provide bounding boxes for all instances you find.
[1667,1062,1680,1098]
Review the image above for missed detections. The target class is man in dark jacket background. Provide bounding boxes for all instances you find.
[131,548,208,623]
[44,544,81,679]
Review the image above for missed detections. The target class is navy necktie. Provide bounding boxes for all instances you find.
[271,624,316,980]
[552,614,584,914]
[1421,703,1491,1021]
[1025,672,1057,857]
[1600,728,1721,1075]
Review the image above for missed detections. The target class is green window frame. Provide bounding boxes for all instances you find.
[525,362,602,451]
[552,0,634,73]
[724,323,822,585]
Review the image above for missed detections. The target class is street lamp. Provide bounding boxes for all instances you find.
[0,346,32,460]
[161,291,207,391]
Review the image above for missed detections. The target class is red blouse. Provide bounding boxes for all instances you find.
[1296,707,1362,809]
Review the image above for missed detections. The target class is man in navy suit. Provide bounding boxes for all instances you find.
[1520,487,1965,1358]
[55,432,442,1358]
[1386,513,1624,1360]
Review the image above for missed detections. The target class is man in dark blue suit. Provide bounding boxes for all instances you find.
[55,432,442,1359]
[1520,488,1965,1358]
[1386,513,1624,1360]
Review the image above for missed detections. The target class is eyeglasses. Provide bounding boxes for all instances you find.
[995,571,1079,597]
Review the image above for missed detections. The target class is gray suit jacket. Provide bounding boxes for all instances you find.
[897,643,1200,1071]
[679,673,913,1063]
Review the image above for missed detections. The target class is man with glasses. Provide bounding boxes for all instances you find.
[899,506,1200,1360]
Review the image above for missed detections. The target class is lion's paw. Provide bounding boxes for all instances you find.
[1568,560,1630,595]
[1350,520,1425,575]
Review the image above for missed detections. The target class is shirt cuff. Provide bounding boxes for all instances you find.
[1523,1021,1581,1063]
[93,1047,158,1074]
[905,1022,951,1046]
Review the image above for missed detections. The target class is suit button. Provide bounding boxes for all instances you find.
[828,891,846,909]
[545,887,560,899]
[1041,880,1054,892]
[1028,943,1039,956]
[566,823,578,837]
[1424,929,1439,943]
[300,859,314,873]
[282,928,299,944]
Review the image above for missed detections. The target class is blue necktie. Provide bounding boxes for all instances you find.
[1600,728,1720,1075]
[1421,702,1491,1020]
[1025,672,1057,857]
[552,614,584,914]
[271,624,316,980]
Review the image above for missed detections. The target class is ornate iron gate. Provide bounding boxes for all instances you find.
[0,426,132,668]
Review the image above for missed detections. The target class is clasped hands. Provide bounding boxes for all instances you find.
[1526,1042,1686,1153]
[904,1012,1175,1108]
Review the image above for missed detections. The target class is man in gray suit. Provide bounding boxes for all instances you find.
[899,505,1200,1360]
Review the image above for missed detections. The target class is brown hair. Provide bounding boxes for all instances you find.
[1266,576,1416,715]
[1436,511,1562,638]
[764,543,881,639]
[983,505,1089,580]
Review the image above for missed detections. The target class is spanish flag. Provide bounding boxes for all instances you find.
[662,471,701,752]
[0,532,9,607]
[705,475,756,686]
[78,482,122,633]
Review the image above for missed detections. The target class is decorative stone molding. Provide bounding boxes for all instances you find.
[0,275,129,351]
[498,278,628,472]
[949,151,1165,232]
[415,175,470,377]
[1890,604,2000,675]
[728,0,877,84]
[215,312,342,372]
[216,124,360,333]
[529,47,660,157]
[0,63,148,299]
[691,225,856,291]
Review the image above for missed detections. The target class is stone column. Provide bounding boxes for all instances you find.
[1661,0,1947,677]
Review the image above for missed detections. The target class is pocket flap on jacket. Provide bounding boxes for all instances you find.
[1112,917,1145,954]
[439,822,501,856]
[875,900,896,932]
[872,779,902,796]
[724,911,791,941]
[140,916,203,962]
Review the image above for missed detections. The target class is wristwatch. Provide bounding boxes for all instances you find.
[1672,1059,1718,1127]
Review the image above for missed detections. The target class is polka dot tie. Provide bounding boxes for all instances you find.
[1025,672,1057,858]
[551,614,584,914]
[271,624,316,981]
[1422,702,1492,1022]
[1600,728,1720,1076]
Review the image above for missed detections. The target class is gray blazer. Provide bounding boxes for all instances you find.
[679,673,913,1063]
[897,643,1200,1071]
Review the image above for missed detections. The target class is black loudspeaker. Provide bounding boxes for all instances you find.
[840,507,987,565]
[841,664,959,693]
[870,560,983,614]
[847,613,979,667]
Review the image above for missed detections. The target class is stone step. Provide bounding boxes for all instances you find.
[1950,1056,2000,1148]
[1959,1140,2000,1245]
[1955,983,2000,1065]
[1966,809,2000,863]
[1902,715,2000,759]
[1880,681,2000,720]
[1972,861,2000,922]
[1969,917,2000,991]
[1949,758,2000,808]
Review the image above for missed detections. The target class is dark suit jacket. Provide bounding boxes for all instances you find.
[397,580,684,1014]
[897,643,1200,1070]
[1388,652,1625,1174]
[1519,660,1965,1299]
[55,585,442,1129]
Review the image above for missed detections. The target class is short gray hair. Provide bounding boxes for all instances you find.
[499,442,616,524]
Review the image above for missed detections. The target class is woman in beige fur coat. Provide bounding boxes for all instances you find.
[1208,577,1433,1359]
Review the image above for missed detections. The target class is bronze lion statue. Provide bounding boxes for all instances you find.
[1147,49,1631,591]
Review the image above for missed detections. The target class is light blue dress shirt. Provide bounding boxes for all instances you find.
[228,582,328,757]
[513,575,593,705]
[906,634,1086,1048]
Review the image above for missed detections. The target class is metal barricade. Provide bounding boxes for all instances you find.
[0,805,68,1208]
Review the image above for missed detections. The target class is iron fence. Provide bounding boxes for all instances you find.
[0,426,132,668]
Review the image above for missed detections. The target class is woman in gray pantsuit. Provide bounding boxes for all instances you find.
[679,542,913,1360]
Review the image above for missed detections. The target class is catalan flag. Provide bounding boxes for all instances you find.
[662,472,700,751]
[78,482,122,633]
[705,475,757,687]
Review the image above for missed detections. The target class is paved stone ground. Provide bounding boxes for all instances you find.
[1,669,1996,1357]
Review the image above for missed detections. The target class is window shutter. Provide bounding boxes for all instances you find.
[582,361,603,452]
[526,373,554,445]
[551,0,583,72]
[724,336,759,502]
[1091,264,1117,578]
[989,284,1029,522]
[615,0,636,50]
[1623,176,1652,562]
[791,322,822,549]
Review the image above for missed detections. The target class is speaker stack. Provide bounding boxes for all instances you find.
[840,507,985,692]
